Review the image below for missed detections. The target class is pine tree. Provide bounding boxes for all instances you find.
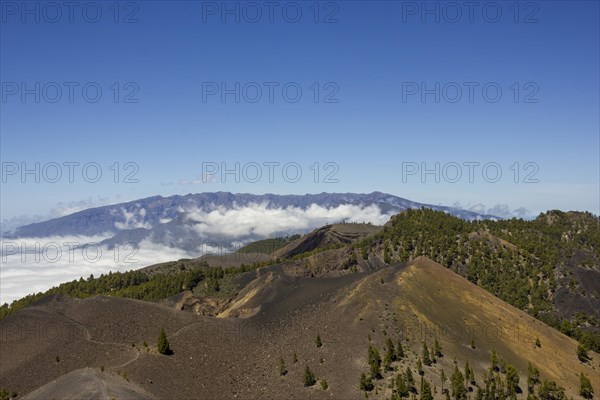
[464,361,475,385]
[157,327,171,355]
[406,366,415,392]
[360,372,374,391]
[397,340,405,359]
[490,348,499,371]
[417,357,424,375]
[293,352,298,363]
[506,364,519,394]
[304,365,316,387]
[440,369,447,394]
[320,379,328,390]
[383,338,395,371]
[580,373,594,399]
[527,362,540,393]
[489,374,498,400]
[279,356,287,376]
[538,380,565,400]
[434,338,443,357]
[384,244,391,263]
[577,344,590,363]
[422,342,432,366]
[420,379,434,400]
[397,373,409,398]
[451,365,467,400]
[384,350,393,371]
[475,387,484,400]
[368,345,382,379]
[386,337,397,361]
[316,334,322,348]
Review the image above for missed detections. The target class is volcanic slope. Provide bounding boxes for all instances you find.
[272,222,380,260]
[1,257,597,399]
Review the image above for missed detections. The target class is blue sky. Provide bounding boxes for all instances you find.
[1,0,599,224]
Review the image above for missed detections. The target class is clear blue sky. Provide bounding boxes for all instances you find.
[1,0,599,223]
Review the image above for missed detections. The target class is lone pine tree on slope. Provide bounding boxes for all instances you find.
[157,327,171,355]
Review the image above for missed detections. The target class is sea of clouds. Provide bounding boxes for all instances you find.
[0,203,396,305]
[184,203,392,237]
[0,236,196,305]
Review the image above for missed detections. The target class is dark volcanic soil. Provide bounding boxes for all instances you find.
[1,258,598,399]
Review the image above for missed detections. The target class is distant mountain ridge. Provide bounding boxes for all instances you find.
[8,192,498,252]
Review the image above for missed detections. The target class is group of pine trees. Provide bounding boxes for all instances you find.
[359,333,595,400]
[276,335,328,390]
[353,208,600,353]
[0,388,16,400]
[0,259,275,320]
[360,337,408,393]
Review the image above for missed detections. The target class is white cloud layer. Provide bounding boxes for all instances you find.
[0,236,196,305]
[185,203,393,238]
[0,203,396,305]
